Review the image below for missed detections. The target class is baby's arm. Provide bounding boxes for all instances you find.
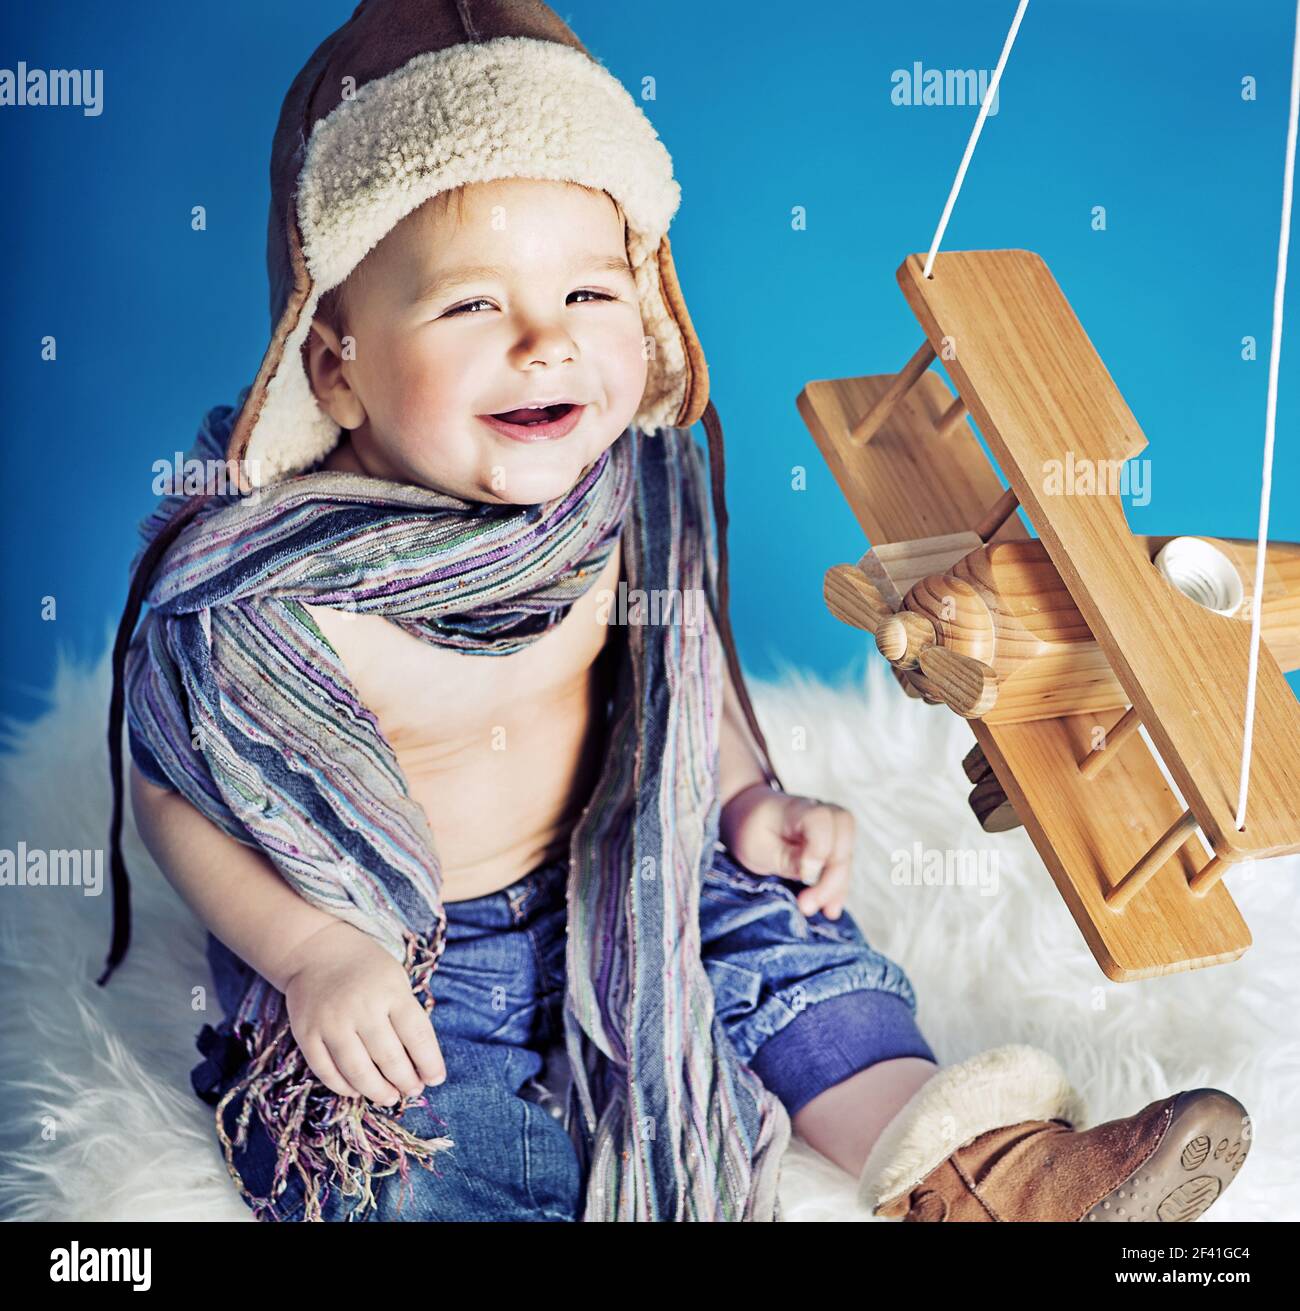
[130,763,445,1103]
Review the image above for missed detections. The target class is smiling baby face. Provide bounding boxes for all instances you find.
[303,176,649,505]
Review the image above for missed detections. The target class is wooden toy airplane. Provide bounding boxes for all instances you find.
[798,249,1300,982]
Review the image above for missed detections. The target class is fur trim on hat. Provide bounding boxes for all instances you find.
[857,1044,1089,1215]
[242,35,687,487]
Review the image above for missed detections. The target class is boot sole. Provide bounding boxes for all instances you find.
[1081,1088,1251,1222]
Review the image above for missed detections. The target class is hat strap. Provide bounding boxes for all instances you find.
[701,399,784,794]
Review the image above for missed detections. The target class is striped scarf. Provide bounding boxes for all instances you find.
[109,399,791,1221]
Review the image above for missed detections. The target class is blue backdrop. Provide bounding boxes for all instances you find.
[2,0,1297,732]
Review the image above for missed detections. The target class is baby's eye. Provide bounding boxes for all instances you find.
[443,290,614,316]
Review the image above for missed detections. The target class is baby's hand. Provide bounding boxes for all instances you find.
[719,784,855,920]
[279,920,447,1105]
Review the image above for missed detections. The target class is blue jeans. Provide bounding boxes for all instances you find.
[203,844,934,1221]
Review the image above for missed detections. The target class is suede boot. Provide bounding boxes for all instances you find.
[858,1045,1251,1222]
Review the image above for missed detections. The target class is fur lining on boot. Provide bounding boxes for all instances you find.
[858,1044,1089,1215]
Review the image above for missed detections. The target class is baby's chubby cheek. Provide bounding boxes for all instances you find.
[601,317,650,398]
[611,355,650,424]
[369,366,551,501]
[379,356,476,455]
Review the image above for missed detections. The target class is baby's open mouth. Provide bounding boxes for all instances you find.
[490,403,577,425]
[480,402,587,442]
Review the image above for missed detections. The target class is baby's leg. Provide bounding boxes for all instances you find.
[790,1057,939,1178]
[701,846,938,1178]
[219,1034,581,1221]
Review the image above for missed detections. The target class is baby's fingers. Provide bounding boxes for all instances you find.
[797,808,855,919]
[797,858,850,917]
[390,996,448,1089]
[326,1031,402,1106]
[359,1018,424,1101]
[299,1034,360,1100]
[789,803,837,883]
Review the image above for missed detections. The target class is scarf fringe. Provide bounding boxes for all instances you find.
[214,929,455,1222]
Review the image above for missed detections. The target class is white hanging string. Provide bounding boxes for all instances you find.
[923,0,1031,278]
[1234,0,1300,831]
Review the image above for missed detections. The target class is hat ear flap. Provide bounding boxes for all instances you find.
[655,234,710,430]
[630,228,710,434]
[225,195,333,491]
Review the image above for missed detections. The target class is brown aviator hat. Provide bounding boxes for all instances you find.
[227,0,710,489]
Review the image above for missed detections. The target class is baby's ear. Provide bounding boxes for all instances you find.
[300,316,337,401]
[302,316,365,429]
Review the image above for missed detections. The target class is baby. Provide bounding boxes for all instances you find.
[129,169,939,1215]
[113,0,1250,1225]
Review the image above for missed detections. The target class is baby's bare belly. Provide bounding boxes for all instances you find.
[391,676,609,900]
[302,538,621,902]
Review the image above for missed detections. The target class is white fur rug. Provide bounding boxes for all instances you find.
[2,641,1296,1222]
